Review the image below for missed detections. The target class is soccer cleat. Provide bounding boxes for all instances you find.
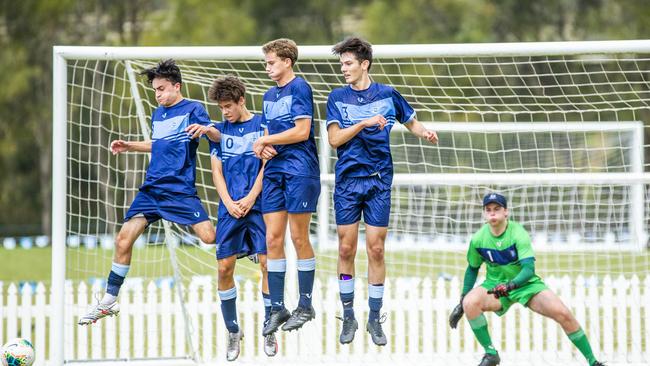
[337,315,358,344]
[281,305,316,331]
[263,333,278,357]
[78,301,120,325]
[591,362,606,366]
[262,307,291,336]
[366,313,388,346]
[478,352,500,366]
[226,329,243,361]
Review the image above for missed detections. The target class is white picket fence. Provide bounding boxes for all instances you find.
[1,275,649,366]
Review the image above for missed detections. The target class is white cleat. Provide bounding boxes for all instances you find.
[264,333,278,357]
[78,301,120,325]
[226,329,244,361]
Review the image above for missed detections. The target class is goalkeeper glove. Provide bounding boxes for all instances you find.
[487,282,517,298]
[448,295,464,329]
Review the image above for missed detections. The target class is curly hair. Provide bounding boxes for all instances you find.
[332,37,373,71]
[208,75,246,103]
[140,59,182,84]
[262,38,298,66]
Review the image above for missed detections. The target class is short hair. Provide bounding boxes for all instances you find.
[332,37,373,71]
[208,75,246,103]
[140,59,182,85]
[262,38,298,66]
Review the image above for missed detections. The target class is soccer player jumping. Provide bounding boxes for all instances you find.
[326,37,438,346]
[449,193,604,366]
[253,39,321,336]
[208,76,278,360]
[79,59,217,325]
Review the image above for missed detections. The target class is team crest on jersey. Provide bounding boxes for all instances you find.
[238,127,244,133]
[357,97,364,103]
[496,240,502,247]
[162,113,167,118]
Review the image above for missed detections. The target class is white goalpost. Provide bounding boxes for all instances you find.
[51,40,650,366]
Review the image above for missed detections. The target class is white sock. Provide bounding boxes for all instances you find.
[100,293,117,305]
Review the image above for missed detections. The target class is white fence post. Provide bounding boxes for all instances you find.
[34,283,46,366]
[629,275,641,363]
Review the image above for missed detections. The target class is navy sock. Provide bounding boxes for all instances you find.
[219,287,239,333]
[267,259,286,311]
[338,275,355,319]
[106,262,130,297]
[297,258,316,308]
[368,284,384,322]
[262,292,271,322]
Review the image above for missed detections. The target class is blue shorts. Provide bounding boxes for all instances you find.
[262,172,320,214]
[124,189,210,226]
[334,175,391,227]
[216,211,267,260]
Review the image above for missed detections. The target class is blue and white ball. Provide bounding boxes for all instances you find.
[1,338,34,366]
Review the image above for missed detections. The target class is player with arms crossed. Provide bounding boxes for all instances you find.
[449,193,604,366]
[326,37,438,346]
[253,39,320,336]
[79,59,218,325]
[208,76,279,360]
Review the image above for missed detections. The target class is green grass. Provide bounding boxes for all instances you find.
[1,246,648,285]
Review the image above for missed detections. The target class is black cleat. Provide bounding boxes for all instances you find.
[337,316,358,344]
[478,352,500,366]
[281,305,316,331]
[262,307,291,336]
[591,362,606,366]
[366,314,387,346]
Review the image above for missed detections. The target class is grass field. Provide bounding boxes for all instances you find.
[2,246,648,285]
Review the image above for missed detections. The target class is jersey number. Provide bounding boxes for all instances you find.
[341,106,349,120]
[225,138,234,149]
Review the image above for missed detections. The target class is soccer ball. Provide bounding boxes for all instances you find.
[1,338,34,366]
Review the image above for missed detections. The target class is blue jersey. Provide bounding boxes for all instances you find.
[326,83,416,181]
[261,77,319,178]
[141,99,211,195]
[210,115,264,217]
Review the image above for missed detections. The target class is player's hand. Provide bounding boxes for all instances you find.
[253,137,267,158]
[487,282,517,299]
[363,115,388,130]
[449,296,464,329]
[110,140,130,155]
[185,123,211,139]
[234,195,255,217]
[260,144,277,160]
[423,130,438,144]
[224,200,244,219]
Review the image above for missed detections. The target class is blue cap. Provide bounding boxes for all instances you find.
[483,193,507,208]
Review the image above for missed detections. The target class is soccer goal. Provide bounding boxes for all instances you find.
[51,40,650,366]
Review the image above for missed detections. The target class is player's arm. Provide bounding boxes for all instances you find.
[404,118,438,144]
[488,258,536,298]
[327,115,387,148]
[259,118,311,145]
[186,123,221,142]
[210,155,244,219]
[110,140,152,154]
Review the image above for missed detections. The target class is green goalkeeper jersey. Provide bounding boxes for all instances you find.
[467,220,542,285]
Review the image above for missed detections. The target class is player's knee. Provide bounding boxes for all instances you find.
[367,244,384,262]
[218,264,235,281]
[199,231,215,245]
[462,294,481,313]
[266,231,284,249]
[290,233,311,251]
[555,306,575,326]
[339,242,356,261]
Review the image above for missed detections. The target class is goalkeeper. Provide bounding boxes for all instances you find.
[448,193,603,366]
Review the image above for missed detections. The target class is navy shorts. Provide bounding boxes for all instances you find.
[334,175,391,227]
[216,211,267,260]
[124,189,210,226]
[262,172,320,214]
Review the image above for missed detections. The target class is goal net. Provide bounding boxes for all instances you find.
[52,41,650,365]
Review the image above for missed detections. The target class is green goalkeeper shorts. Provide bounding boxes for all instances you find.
[481,279,548,316]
